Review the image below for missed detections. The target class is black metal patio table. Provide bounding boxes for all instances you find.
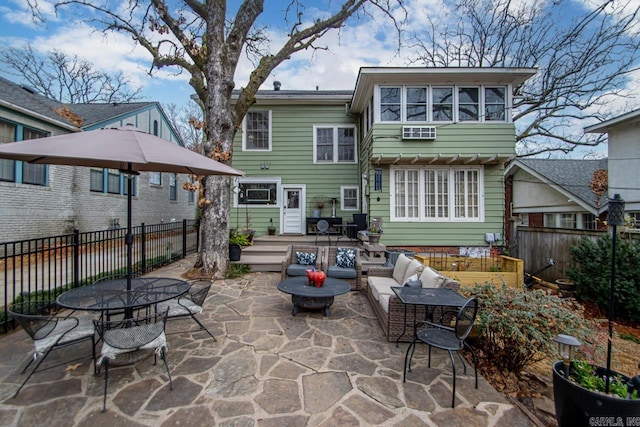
[57,277,190,317]
[391,286,468,346]
[277,276,351,316]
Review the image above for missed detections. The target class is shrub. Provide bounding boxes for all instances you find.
[567,235,640,321]
[226,263,251,278]
[461,284,595,374]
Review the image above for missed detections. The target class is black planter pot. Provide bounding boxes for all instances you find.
[553,361,640,427]
[229,244,241,261]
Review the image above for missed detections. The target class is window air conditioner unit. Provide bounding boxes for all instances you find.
[402,126,437,140]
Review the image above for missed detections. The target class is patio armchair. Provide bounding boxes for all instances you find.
[155,279,216,341]
[347,213,368,239]
[323,246,362,291]
[403,297,479,408]
[8,300,97,397]
[94,307,173,412]
[281,245,324,281]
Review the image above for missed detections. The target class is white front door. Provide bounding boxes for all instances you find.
[282,187,304,234]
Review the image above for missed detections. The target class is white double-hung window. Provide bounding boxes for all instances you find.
[392,167,483,222]
[313,125,356,163]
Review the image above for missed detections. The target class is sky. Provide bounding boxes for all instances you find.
[0,0,638,158]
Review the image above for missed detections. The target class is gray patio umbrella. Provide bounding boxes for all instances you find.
[0,124,243,293]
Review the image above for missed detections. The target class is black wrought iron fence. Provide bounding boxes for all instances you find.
[0,219,199,332]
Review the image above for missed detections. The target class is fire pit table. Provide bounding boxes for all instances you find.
[277,276,351,316]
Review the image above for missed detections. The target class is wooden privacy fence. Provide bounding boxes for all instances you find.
[513,226,605,282]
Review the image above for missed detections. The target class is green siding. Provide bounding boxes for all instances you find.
[231,103,360,235]
[369,123,516,157]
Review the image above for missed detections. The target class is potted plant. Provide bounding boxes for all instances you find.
[552,344,640,427]
[367,222,383,245]
[268,218,276,236]
[312,195,325,217]
[229,229,249,261]
[553,195,640,426]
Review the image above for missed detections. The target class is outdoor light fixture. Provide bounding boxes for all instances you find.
[605,193,625,393]
[554,334,582,379]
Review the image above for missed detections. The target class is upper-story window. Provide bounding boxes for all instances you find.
[377,85,508,123]
[432,87,454,121]
[0,121,17,182]
[313,125,357,163]
[406,87,427,122]
[380,87,401,121]
[458,87,479,121]
[484,87,506,121]
[243,110,271,150]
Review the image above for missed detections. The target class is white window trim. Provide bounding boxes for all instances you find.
[149,172,162,186]
[234,176,281,207]
[340,185,360,211]
[242,110,272,151]
[312,124,358,164]
[375,84,511,124]
[390,165,484,222]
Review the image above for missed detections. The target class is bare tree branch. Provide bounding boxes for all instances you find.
[28,0,405,277]
[410,0,640,157]
[0,43,143,103]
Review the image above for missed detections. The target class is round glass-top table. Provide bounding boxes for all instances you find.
[57,277,190,313]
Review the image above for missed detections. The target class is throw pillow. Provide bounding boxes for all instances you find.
[402,273,421,288]
[419,266,445,288]
[336,247,356,269]
[392,253,412,284]
[296,251,317,266]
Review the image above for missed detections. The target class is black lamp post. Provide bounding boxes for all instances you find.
[605,193,625,394]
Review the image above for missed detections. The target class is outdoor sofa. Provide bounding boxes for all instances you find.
[366,253,461,342]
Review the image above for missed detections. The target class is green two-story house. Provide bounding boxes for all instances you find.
[231,67,536,253]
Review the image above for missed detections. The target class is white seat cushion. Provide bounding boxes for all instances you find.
[392,254,412,284]
[156,298,203,317]
[368,277,398,301]
[379,294,392,314]
[34,317,94,356]
[420,266,446,288]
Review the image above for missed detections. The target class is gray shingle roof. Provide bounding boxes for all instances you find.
[0,76,156,129]
[517,158,608,209]
[71,102,157,128]
[0,76,75,128]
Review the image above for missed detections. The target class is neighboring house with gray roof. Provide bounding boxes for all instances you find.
[504,158,608,244]
[0,76,196,242]
[585,108,640,220]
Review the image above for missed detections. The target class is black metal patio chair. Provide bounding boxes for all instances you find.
[155,279,216,341]
[315,219,331,246]
[94,307,173,412]
[8,300,97,397]
[403,297,479,408]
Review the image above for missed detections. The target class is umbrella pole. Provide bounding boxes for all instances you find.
[125,164,134,319]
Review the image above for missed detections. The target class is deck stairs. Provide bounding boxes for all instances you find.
[233,234,388,273]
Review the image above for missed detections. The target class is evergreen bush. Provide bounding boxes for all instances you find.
[567,235,640,321]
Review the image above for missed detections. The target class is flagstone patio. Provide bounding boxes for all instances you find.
[0,255,537,426]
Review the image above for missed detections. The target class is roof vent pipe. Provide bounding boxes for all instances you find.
[273,81,281,91]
